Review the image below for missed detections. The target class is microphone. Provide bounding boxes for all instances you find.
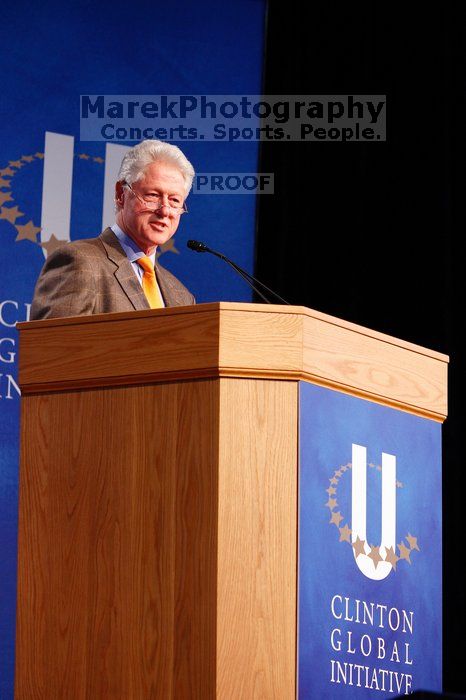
[187,240,210,253]
[187,240,290,305]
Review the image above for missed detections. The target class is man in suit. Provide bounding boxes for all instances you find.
[30,140,195,320]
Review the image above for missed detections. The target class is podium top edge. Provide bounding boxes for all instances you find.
[18,301,449,364]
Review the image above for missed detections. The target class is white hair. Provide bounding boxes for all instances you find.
[117,139,195,196]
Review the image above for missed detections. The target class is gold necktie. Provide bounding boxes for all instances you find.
[136,256,164,309]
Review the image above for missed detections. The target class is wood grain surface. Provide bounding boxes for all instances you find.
[216,378,297,699]
[16,303,446,696]
[16,376,299,698]
[17,303,448,420]
[16,380,220,699]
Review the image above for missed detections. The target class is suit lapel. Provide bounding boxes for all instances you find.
[99,228,149,311]
[155,261,175,307]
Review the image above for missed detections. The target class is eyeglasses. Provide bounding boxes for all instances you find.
[124,182,188,215]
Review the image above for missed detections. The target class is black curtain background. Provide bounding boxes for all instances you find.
[256,3,464,695]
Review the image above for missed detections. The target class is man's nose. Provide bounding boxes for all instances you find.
[154,201,171,215]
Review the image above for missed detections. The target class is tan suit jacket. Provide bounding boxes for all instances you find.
[30,228,195,320]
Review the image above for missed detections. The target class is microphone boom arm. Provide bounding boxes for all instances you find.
[187,240,290,305]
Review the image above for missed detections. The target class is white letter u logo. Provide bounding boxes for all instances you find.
[351,444,396,580]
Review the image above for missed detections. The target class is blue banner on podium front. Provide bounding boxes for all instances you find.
[298,382,442,698]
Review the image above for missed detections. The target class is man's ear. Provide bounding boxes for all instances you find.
[115,181,125,208]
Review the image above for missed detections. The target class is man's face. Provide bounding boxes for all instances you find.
[115,161,186,254]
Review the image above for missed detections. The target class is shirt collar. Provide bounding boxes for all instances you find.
[111,223,156,265]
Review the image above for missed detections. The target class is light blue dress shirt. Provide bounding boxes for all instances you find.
[111,223,165,307]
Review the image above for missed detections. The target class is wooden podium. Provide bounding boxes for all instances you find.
[15,303,448,699]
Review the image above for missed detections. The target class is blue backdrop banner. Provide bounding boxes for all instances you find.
[0,1,265,696]
[298,382,442,698]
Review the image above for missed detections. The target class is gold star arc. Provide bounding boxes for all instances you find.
[158,238,179,256]
[0,191,13,206]
[397,541,412,564]
[39,234,69,255]
[352,535,366,558]
[15,220,41,242]
[339,524,351,543]
[406,533,420,551]
[325,459,417,575]
[0,205,25,224]
[368,545,383,569]
[330,511,343,527]
[384,546,399,570]
[0,153,46,252]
